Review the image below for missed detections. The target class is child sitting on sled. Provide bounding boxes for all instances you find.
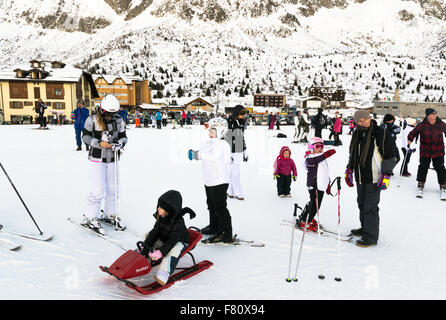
[138,190,196,286]
[297,137,336,232]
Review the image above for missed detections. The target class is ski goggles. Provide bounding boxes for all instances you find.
[309,143,324,150]
[100,108,117,118]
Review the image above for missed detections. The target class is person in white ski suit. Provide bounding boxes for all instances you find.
[81,94,127,235]
[189,117,233,243]
[225,105,248,200]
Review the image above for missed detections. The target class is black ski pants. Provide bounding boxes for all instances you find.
[417,156,446,185]
[314,127,323,138]
[205,184,232,237]
[356,183,381,243]
[400,148,412,174]
[299,189,324,223]
[276,174,291,196]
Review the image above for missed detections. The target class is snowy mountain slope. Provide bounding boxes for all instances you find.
[0,123,445,299]
[1,0,446,106]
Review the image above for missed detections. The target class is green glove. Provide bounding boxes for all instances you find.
[274,175,280,180]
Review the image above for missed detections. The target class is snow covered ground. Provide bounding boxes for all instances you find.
[0,122,445,300]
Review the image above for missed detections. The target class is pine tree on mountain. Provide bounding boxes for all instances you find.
[205,88,211,96]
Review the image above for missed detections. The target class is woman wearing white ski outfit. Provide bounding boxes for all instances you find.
[82,94,128,235]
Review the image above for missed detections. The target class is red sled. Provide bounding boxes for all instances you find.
[99,228,213,295]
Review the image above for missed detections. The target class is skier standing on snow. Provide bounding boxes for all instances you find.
[400,118,418,177]
[73,99,90,151]
[273,146,297,198]
[380,114,401,165]
[348,118,356,135]
[345,110,396,247]
[407,108,446,199]
[138,190,196,286]
[299,109,311,143]
[81,94,128,235]
[333,114,343,146]
[296,138,336,232]
[313,108,327,138]
[188,118,233,243]
[36,99,48,129]
[225,105,248,200]
[292,111,302,143]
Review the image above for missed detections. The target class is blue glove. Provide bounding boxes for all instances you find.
[188,149,198,160]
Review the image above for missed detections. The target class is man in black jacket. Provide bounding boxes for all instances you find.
[313,108,327,138]
[345,110,396,247]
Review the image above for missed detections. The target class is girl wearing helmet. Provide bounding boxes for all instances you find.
[188,118,233,243]
[81,94,128,235]
[297,137,336,232]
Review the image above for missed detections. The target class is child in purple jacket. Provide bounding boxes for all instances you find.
[273,146,297,197]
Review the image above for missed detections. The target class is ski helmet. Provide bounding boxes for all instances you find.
[100,94,120,115]
[308,137,324,150]
[207,117,228,139]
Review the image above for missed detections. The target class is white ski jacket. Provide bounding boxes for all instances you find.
[198,138,231,187]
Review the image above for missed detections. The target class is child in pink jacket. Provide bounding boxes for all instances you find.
[273,146,297,197]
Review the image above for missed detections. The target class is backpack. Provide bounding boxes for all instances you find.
[317,114,327,127]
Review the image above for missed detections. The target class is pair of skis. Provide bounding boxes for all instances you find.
[199,234,265,247]
[0,224,54,251]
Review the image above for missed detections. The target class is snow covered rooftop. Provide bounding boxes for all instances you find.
[0,63,84,83]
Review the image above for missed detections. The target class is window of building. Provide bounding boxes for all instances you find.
[9,82,28,99]
[53,102,65,109]
[10,101,23,109]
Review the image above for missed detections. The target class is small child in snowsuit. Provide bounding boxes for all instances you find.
[139,190,196,286]
[297,138,336,232]
[273,146,297,197]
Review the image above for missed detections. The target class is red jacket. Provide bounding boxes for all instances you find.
[273,146,297,176]
[408,118,446,158]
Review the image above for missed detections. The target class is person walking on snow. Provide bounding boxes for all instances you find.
[407,108,446,199]
[73,99,90,151]
[273,146,297,197]
[292,111,302,143]
[313,108,327,138]
[81,94,128,235]
[296,138,336,233]
[188,118,233,243]
[225,105,248,200]
[138,190,196,286]
[345,110,396,247]
[333,114,343,146]
[298,109,311,143]
[400,118,418,177]
[380,114,401,164]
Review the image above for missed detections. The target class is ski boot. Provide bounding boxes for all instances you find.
[441,184,446,201]
[351,228,363,236]
[200,225,217,235]
[202,232,234,244]
[81,216,105,235]
[417,182,424,198]
[99,213,126,231]
[355,237,377,248]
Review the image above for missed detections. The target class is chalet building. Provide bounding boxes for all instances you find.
[93,75,151,110]
[0,60,98,124]
[373,101,446,118]
[296,96,327,109]
[308,86,346,103]
[253,94,286,108]
[183,97,214,112]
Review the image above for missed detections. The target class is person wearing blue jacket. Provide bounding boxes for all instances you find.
[155,111,162,129]
[73,99,90,151]
[118,106,129,125]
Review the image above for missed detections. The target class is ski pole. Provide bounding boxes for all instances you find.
[114,149,120,231]
[292,205,310,282]
[0,161,43,235]
[286,203,301,282]
[335,177,342,282]
[397,148,409,188]
[315,178,325,280]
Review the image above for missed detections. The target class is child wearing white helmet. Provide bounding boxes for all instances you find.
[188,118,234,243]
[297,137,336,233]
[81,94,128,235]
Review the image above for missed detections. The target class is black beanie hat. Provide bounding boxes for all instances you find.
[232,105,246,117]
[383,114,395,122]
[425,108,437,117]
